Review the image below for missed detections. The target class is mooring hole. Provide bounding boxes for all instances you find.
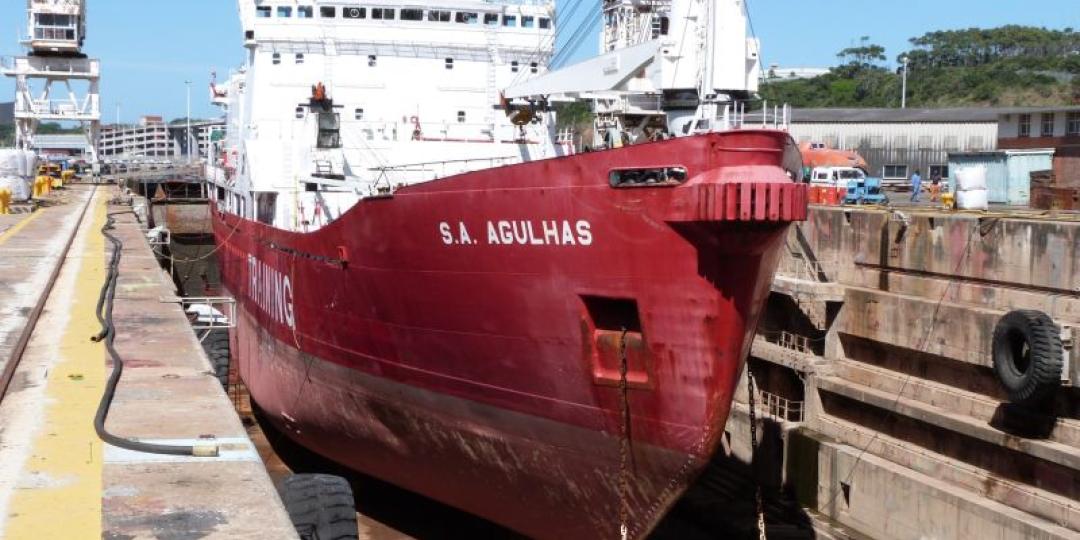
[581,295,642,332]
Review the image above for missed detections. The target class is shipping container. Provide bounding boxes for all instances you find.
[947,149,1054,205]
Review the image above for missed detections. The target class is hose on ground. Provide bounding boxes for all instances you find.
[92,210,196,456]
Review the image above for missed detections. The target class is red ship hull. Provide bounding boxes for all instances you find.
[211,131,807,539]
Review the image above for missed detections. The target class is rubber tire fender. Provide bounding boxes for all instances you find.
[201,329,231,388]
[992,310,1063,405]
[282,474,359,540]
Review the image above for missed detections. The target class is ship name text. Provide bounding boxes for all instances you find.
[248,254,295,329]
[439,220,593,247]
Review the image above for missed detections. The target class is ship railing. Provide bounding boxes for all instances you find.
[372,155,520,183]
[777,331,814,355]
[719,101,791,132]
[778,252,836,283]
[756,390,805,424]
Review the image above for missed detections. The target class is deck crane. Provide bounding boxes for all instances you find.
[2,0,102,169]
[504,0,780,148]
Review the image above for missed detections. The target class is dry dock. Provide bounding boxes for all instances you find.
[0,186,295,539]
[729,204,1080,539]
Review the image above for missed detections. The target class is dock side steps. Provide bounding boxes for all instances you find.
[282,474,359,540]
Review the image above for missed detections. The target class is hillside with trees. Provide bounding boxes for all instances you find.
[761,26,1080,107]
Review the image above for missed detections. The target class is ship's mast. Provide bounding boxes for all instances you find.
[2,0,101,165]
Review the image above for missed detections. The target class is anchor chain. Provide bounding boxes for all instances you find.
[746,370,768,540]
[617,329,633,540]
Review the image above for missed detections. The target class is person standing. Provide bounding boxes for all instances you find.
[910,169,922,203]
[929,172,942,202]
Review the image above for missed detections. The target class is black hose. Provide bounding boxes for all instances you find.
[92,210,196,456]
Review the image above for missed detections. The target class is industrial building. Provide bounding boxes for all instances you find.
[997,105,1080,183]
[787,108,1000,184]
[33,133,95,159]
[99,115,175,158]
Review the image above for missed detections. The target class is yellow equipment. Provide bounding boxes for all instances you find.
[941,192,956,210]
[0,188,11,215]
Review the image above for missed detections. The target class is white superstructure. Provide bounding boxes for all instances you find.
[210,0,558,231]
[209,0,777,232]
[2,0,101,165]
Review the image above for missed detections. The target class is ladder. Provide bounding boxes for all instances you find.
[484,26,500,127]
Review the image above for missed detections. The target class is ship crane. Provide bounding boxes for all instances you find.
[503,0,762,141]
[2,0,102,168]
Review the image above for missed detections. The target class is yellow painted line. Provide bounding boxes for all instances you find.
[0,209,47,247]
[6,192,105,539]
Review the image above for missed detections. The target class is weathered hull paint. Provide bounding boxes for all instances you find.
[211,131,807,538]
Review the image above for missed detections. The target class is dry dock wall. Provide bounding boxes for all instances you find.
[742,205,1080,539]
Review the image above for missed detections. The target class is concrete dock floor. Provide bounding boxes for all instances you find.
[0,186,295,539]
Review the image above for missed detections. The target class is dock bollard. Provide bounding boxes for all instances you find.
[0,188,10,215]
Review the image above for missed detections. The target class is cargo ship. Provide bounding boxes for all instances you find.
[206,0,806,537]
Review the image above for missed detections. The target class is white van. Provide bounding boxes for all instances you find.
[809,166,865,188]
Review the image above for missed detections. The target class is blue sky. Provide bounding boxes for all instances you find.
[1,0,1077,122]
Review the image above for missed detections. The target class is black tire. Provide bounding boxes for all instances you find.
[282,474,359,540]
[202,329,230,388]
[992,310,1063,405]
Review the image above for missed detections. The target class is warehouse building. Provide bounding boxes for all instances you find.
[787,108,1000,185]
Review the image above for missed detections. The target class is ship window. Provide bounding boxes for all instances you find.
[277,6,292,17]
[445,58,454,69]
[457,111,466,123]
[256,6,271,18]
[256,193,277,225]
[320,6,336,17]
[372,8,396,20]
[317,112,342,149]
[343,7,366,19]
[929,164,950,179]
[455,12,478,24]
[530,62,538,73]
[400,9,423,21]
[368,55,377,67]
[511,61,519,72]
[522,16,535,28]
[298,6,314,18]
[484,13,499,25]
[295,106,305,119]
[295,53,305,64]
[354,108,364,120]
[503,15,517,27]
[539,17,550,29]
[272,52,281,65]
[428,10,451,22]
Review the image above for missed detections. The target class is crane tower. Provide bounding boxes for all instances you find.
[2,0,101,165]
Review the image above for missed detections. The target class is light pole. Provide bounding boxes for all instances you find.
[900,56,909,109]
[185,80,192,163]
